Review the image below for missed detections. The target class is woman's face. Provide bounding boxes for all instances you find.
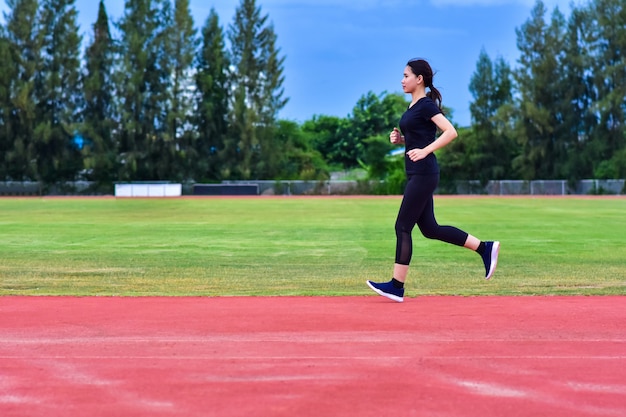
[401,66,421,93]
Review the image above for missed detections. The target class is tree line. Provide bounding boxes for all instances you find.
[0,0,624,194]
[0,0,309,191]
[443,0,626,187]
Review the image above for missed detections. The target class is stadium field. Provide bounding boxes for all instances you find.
[0,195,624,297]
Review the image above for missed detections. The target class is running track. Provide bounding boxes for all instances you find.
[1,296,625,417]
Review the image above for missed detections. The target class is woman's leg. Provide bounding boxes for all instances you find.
[392,174,437,282]
[415,194,469,246]
[366,175,433,302]
[393,263,410,283]
[415,185,499,279]
[464,235,480,251]
[393,237,480,279]
[367,174,500,302]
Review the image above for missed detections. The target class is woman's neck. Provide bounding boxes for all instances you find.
[410,92,426,107]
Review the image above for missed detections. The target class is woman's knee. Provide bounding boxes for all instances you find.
[395,220,413,235]
[418,223,439,240]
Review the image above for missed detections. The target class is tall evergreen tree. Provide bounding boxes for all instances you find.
[468,49,515,182]
[0,26,15,180]
[163,0,197,181]
[115,0,172,181]
[34,0,83,184]
[513,0,567,180]
[227,0,287,179]
[3,0,40,182]
[253,25,287,178]
[82,0,116,188]
[148,0,178,180]
[560,5,597,180]
[587,0,626,178]
[195,8,229,181]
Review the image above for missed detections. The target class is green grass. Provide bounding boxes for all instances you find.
[0,196,624,297]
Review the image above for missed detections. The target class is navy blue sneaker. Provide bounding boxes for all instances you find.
[482,241,500,280]
[366,280,404,302]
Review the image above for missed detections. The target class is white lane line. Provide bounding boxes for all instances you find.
[1,355,625,360]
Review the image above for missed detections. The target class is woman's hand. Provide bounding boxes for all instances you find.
[390,127,404,144]
[406,148,429,162]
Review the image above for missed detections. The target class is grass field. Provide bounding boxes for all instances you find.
[0,196,624,297]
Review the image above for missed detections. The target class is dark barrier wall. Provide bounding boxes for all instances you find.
[192,184,259,196]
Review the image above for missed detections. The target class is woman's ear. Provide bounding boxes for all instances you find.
[416,74,424,84]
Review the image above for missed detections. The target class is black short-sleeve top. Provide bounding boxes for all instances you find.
[398,97,442,175]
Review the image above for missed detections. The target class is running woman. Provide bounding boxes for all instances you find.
[367,58,500,303]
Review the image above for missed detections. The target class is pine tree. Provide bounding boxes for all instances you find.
[254,25,287,178]
[163,0,197,181]
[195,8,229,181]
[0,26,15,180]
[490,57,518,178]
[115,0,172,180]
[3,0,40,182]
[560,5,596,180]
[587,0,626,178]
[227,0,287,179]
[148,0,177,180]
[33,0,83,185]
[513,0,567,180]
[82,0,116,188]
[468,49,515,182]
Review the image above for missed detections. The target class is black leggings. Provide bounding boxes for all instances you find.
[395,173,469,265]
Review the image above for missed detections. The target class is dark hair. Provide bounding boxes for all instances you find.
[407,58,442,110]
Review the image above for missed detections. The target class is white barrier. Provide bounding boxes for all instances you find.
[115,183,182,197]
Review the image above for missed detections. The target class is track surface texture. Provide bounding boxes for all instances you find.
[1,296,625,417]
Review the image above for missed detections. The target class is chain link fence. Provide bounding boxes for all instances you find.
[218,179,625,196]
[1,179,624,196]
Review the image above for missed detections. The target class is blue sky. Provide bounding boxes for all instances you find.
[2,0,578,126]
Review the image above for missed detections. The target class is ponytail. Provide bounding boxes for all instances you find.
[426,85,442,111]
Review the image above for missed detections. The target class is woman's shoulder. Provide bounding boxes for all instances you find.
[418,96,438,107]
[403,97,441,121]
[417,96,441,116]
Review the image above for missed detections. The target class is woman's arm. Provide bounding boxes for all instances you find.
[406,113,457,162]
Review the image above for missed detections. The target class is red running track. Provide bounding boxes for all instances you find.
[1,296,625,417]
